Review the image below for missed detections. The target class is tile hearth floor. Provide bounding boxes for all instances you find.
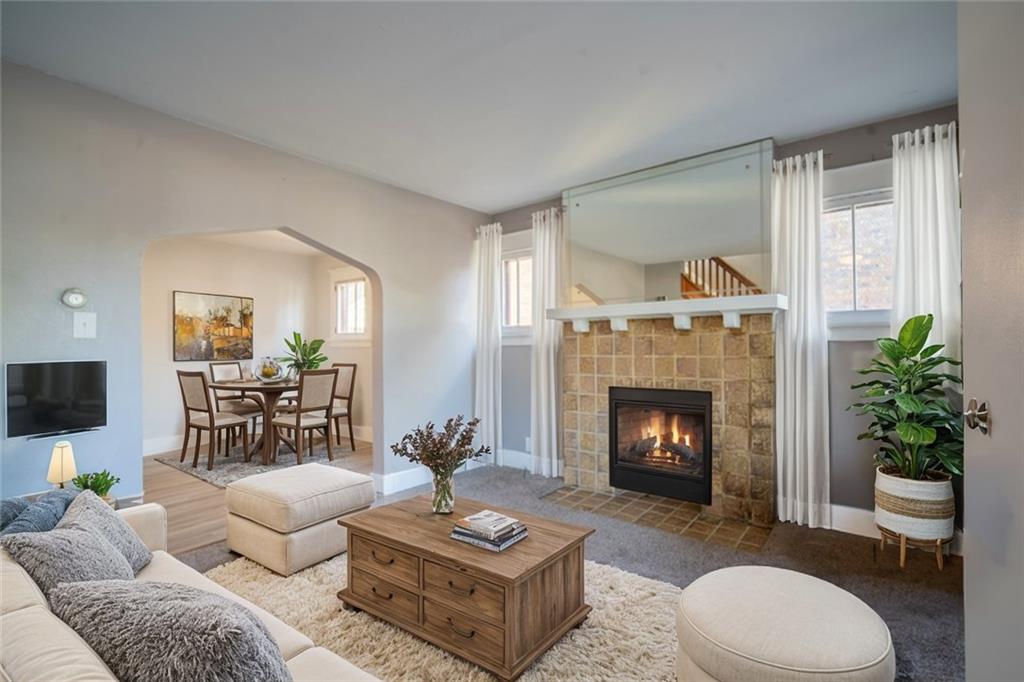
[542,487,773,552]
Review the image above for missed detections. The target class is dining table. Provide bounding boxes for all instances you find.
[209,378,298,466]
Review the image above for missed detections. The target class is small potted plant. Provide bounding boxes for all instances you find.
[278,332,328,377]
[71,470,121,507]
[390,416,491,514]
[850,314,963,542]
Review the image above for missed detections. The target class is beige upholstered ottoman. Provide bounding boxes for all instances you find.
[677,566,895,682]
[226,463,374,576]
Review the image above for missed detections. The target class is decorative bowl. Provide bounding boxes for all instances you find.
[251,357,287,383]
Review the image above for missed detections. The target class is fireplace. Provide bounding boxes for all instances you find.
[609,386,712,504]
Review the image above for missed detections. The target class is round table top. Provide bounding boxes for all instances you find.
[209,379,298,392]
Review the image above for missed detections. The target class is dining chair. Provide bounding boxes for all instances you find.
[270,368,338,465]
[209,361,262,454]
[176,370,249,470]
[330,363,358,451]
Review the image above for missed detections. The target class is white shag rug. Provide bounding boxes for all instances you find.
[206,554,680,681]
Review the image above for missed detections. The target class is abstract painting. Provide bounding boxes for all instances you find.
[173,291,253,361]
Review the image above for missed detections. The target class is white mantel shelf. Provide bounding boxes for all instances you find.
[546,294,788,333]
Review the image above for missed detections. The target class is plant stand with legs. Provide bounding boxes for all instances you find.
[877,525,952,570]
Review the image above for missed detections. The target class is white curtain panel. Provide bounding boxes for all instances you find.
[531,207,565,477]
[772,151,832,528]
[474,223,503,463]
[891,122,962,370]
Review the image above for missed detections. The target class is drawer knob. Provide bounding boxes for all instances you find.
[447,580,476,597]
[370,550,395,565]
[446,617,476,639]
[370,586,394,600]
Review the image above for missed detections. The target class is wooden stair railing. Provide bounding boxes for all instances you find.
[680,257,763,299]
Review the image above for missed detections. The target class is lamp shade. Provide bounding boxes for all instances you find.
[47,441,77,486]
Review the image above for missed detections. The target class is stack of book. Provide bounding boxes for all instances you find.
[450,510,528,552]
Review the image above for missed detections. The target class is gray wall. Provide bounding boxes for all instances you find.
[1,63,487,498]
[827,341,879,510]
[500,345,531,454]
[776,104,958,168]
[491,197,560,234]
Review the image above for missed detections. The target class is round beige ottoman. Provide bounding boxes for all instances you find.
[677,566,895,682]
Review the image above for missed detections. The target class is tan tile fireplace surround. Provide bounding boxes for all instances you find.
[561,314,776,527]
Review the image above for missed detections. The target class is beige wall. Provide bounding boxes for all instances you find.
[1,63,487,497]
[310,255,375,434]
[140,236,359,454]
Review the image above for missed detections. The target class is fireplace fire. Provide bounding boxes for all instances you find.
[610,387,712,504]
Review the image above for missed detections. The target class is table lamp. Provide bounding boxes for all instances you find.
[47,441,78,488]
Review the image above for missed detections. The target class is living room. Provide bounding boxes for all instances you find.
[1,3,1021,682]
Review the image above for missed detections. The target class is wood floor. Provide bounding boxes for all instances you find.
[143,438,373,555]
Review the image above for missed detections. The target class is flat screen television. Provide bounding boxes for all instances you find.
[6,361,107,438]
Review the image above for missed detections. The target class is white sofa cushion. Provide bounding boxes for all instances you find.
[0,550,46,615]
[226,463,374,533]
[137,550,313,660]
[677,566,895,682]
[287,646,381,682]
[0,605,116,681]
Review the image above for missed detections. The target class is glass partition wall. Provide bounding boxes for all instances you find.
[562,140,774,306]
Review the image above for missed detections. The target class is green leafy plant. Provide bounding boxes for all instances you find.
[850,314,963,480]
[278,332,328,373]
[72,470,121,497]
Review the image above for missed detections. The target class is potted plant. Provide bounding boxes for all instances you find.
[850,314,963,541]
[390,416,491,514]
[71,470,121,507]
[278,332,328,376]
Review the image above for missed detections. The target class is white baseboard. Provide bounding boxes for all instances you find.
[370,458,496,497]
[496,448,548,474]
[830,504,963,556]
[144,424,374,457]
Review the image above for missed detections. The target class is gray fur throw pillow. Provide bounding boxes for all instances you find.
[49,580,293,682]
[0,525,133,597]
[57,490,152,572]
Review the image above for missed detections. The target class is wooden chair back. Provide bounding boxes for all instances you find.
[177,370,213,424]
[331,363,358,403]
[295,369,339,415]
[208,361,244,406]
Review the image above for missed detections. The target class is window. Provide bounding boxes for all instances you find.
[821,192,895,312]
[502,254,533,329]
[334,278,367,335]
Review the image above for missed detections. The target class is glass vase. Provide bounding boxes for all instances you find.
[431,470,455,514]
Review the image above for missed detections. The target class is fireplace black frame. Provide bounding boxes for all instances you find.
[608,386,713,505]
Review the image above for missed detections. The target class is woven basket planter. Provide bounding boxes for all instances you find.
[874,466,954,541]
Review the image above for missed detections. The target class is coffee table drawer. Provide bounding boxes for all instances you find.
[350,534,419,587]
[423,599,505,667]
[423,560,504,623]
[350,567,419,624]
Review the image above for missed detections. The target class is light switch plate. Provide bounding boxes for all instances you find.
[73,312,97,338]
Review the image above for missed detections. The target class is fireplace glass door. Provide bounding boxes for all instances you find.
[609,387,712,504]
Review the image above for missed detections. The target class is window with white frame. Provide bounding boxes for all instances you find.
[502,254,533,330]
[821,191,895,312]
[334,278,367,335]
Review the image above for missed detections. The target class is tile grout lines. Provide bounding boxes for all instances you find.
[543,487,772,552]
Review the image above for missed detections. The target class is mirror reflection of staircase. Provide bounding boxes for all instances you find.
[680,257,763,298]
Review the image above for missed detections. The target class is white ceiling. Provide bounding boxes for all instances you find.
[2,2,956,214]
[193,230,326,257]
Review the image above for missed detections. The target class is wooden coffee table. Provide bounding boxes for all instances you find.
[337,495,594,680]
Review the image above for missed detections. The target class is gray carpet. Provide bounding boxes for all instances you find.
[178,465,963,681]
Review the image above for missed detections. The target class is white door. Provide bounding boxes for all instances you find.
[959,4,1024,680]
